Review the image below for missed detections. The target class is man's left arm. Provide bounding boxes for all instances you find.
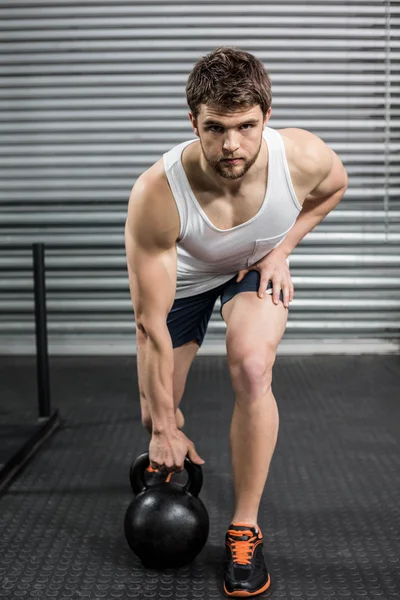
[237,132,348,307]
[277,134,348,258]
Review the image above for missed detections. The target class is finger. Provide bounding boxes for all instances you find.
[258,273,271,298]
[170,453,185,472]
[289,280,294,303]
[272,281,282,305]
[236,269,247,283]
[164,461,176,473]
[282,282,290,309]
[187,446,205,465]
[155,463,170,473]
[173,457,185,472]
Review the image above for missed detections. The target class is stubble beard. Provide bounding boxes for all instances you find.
[199,137,263,180]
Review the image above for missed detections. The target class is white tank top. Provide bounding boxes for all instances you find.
[163,126,302,299]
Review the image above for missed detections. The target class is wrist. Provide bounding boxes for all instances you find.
[273,245,291,259]
[152,422,179,437]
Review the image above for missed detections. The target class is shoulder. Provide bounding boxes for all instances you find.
[278,127,332,180]
[132,157,172,198]
[126,158,180,246]
[277,127,347,195]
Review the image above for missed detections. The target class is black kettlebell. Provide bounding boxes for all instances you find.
[124,452,209,569]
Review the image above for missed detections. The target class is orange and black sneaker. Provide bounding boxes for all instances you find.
[223,523,271,597]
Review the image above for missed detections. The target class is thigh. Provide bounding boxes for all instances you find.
[220,272,288,361]
[171,340,199,408]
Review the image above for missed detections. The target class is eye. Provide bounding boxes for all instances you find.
[241,124,253,130]
[206,126,223,133]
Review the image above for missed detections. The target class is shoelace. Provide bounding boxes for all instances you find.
[228,528,258,566]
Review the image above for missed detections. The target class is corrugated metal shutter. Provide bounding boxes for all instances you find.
[1,1,399,353]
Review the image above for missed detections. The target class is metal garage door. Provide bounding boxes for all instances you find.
[0,1,399,354]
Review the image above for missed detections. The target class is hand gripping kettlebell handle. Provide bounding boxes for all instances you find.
[130,452,204,497]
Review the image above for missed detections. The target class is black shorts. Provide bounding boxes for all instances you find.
[167,270,285,349]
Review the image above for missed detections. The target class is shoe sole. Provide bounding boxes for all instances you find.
[223,574,271,597]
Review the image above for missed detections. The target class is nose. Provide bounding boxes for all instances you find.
[222,133,240,154]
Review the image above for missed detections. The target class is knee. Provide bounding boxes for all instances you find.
[229,349,275,400]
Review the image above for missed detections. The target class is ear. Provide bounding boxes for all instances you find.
[188,112,199,137]
[263,107,272,127]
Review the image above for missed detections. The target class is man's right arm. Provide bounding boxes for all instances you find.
[125,172,179,435]
[125,172,204,471]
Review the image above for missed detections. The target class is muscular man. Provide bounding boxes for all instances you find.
[125,47,348,597]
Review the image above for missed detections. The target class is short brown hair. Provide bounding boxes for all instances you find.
[186,47,272,119]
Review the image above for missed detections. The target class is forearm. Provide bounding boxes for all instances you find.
[278,186,347,257]
[137,324,177,434]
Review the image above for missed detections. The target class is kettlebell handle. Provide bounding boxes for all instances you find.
[130,452,203,497]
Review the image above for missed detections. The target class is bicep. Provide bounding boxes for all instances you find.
[124,180,178,329]
[126,230,177,329]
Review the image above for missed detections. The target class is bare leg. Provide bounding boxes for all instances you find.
[230,386,279,525]
[222,293,288,526]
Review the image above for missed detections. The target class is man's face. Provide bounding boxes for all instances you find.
[190,104,270,181]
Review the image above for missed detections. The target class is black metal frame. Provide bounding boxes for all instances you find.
[0,243,61,494]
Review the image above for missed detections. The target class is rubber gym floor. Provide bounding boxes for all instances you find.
[1,354,399,599]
